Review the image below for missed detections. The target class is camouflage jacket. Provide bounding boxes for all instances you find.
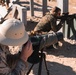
[34,13,63,32]
[0,45,27,75]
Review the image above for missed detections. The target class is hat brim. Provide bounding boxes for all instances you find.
[0,31,29,46]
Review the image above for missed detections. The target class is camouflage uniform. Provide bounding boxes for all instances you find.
[34,13,63,33]
[0,44,27,75]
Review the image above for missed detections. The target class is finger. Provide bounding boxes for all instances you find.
[27,43,33,53]
[23,41,30,50]
[27,42,33,54]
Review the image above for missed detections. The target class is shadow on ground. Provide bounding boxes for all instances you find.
[27,61,76,75]
[45,40,76,58]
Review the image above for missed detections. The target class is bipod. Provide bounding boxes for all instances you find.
[27,48,49,75]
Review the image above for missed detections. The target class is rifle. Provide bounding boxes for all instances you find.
[57,13,76,21]
[57,13,76,38]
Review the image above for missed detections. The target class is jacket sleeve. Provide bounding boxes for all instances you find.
[0,49,27,75]
[50,17,63,32]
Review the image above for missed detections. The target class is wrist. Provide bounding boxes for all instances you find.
[20,57,27,63]
[19,58,28,67]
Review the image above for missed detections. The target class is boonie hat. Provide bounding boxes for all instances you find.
[0,18,29,46]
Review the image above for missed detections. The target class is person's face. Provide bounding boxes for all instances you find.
[56,11,61,17]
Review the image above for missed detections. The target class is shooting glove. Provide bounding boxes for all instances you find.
[28,31,43,36]
[27,31,36,36]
